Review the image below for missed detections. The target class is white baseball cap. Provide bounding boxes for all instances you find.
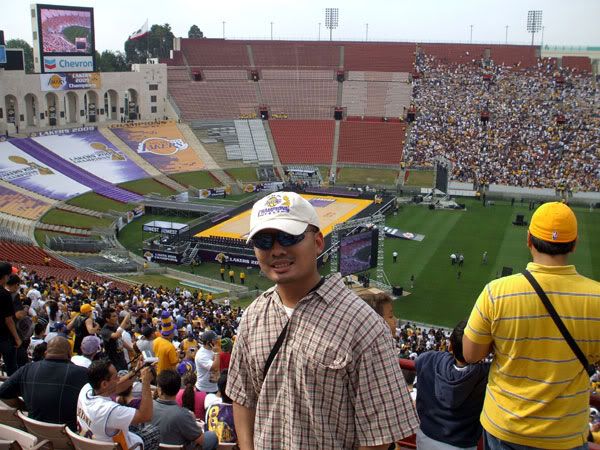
[246,192,320,243]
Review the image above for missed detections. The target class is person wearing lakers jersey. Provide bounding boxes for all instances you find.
[463,202,600,449]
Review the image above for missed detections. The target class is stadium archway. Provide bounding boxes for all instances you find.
[104,90,119,121]
[64,91,79,124]
[125,88,139,120]
[45,92,59,127]
[24,93,39,127]
[84,90,99,123]
[4,95,19,129]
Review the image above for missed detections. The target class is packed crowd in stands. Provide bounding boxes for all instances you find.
[0,256,598,448]
[406,53,600,191]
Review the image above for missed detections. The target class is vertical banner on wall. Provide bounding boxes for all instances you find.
[110,121,205,174]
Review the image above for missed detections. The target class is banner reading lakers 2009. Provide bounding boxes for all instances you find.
[110,122,204,174]
[40,73,101,91]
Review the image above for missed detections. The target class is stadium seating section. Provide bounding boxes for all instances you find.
[338,121,406,165]
[270,120,335,164]
[562,56,592,73]
[0,241,131,289]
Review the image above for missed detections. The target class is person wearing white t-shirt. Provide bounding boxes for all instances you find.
[195,331,219,393]
[77,359,155,449]
[71,336,102,369]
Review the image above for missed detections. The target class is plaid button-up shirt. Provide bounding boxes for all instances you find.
[226,273,418,449]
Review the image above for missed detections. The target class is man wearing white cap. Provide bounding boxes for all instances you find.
[226,192,418,450]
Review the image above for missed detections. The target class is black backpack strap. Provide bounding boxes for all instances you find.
[263,321,289,379]
[522,270,595,376]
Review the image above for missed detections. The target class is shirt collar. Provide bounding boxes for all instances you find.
[526,262,578,276]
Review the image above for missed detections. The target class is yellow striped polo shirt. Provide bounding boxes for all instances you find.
[465,262,600,449]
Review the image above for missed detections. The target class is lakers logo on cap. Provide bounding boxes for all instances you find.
[552,231,558,241]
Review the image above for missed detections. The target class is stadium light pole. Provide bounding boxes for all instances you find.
[325,8,339,41]
[271,22,274,40]
[505,25,508,44]
[527,10,542,46]
[318,22,321,41]
[222,21,226,39]
[541,26,545,45]
[365,23,368,41]
[469,24,473,43]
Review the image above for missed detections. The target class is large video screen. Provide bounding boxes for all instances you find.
[38,5,94,55]
[339,230,378,276]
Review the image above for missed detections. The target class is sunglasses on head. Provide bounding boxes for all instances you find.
[251,228,313,250]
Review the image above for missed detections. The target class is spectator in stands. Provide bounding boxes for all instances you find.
[6,274,32,368]
[227,192,418,449]
[71,335,102,368]
[196,330,220,394]
[463,202,600,449]
[415,320,489,450]
[176,371,206,420]
[77,359,159,449]
[205,370,237,444]
[153,311,179,374]
[181,332,198,352]
[135,325,156,356]
[177,346,197,376]
[68,303,100,355]
[358,291,397,339]
[151,369,218,449]
[100,307,130,371]
[219,337,232,371]
[28,322,46,356]
[27,283,43,315]
[0,262,21,375]
[0,336,87,430]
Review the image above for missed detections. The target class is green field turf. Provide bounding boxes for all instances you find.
[67,192,135,213]
[403,170,434,187]
[384,198,600,327]
[118,178,176,196]
[40,209,114,229]
[169,171,220,188]
[337,167,398,185]
[226,167,259,182]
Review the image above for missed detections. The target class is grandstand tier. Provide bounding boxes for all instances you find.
[270,120,335,164]
[562,56,592,73]
[338,121,406,165]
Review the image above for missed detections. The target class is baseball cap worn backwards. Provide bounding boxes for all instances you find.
[529,202,577,243]
[246,192,320,243]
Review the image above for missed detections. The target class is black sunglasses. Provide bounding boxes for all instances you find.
[251,230,310,250]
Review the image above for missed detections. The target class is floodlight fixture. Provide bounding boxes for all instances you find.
[526,10,542,45]
[325,8,339,41]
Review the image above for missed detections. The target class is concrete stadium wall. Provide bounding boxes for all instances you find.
[0,64,171,134]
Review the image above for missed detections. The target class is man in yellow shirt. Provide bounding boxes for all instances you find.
[228,269,235,283]
[153,311,178,374]
[239,271,246,285]
[463,202,600,449]
[181,333,198,352]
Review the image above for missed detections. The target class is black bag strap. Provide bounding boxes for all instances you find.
[263,321,289,378]
[522,270,595,376]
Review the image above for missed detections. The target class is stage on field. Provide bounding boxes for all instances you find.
[195,194,374,239]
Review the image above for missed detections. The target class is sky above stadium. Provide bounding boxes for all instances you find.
[2,0,599,52]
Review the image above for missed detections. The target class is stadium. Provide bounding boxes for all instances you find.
[0,2,599,449]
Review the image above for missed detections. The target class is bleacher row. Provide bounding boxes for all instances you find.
[0,241,131,290]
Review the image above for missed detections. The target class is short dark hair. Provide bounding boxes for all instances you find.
[217,370,232,404]
[157,370,181,396]
[103,307,116,320]
[34,322,45,336]
[0,262,13,278]
[530,234,576,256]
[6,274,20,286]
[450,320,468,364]
[88,359,114,390]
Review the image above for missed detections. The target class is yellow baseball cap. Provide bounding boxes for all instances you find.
[529,202,577,243]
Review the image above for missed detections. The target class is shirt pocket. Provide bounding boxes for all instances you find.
[297,342,353,372]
